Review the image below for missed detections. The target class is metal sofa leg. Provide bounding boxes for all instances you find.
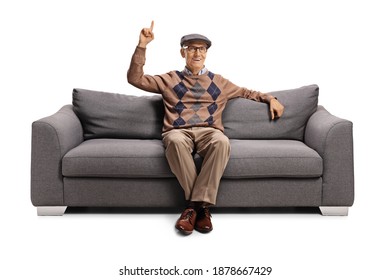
[319,206,349,216]
[37,206,67,216]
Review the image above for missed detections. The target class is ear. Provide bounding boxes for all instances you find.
[180,48,185,58]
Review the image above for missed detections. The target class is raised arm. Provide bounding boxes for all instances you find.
[127,21,162,93]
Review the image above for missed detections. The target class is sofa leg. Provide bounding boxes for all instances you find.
[319,206,349,216]
[37,206,67,216]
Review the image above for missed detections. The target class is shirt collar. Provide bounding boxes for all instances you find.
[183,66,208,76]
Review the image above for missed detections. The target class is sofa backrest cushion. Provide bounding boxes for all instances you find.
[73,88,164,139]
[73,84,318,140]
[223,84,319,140]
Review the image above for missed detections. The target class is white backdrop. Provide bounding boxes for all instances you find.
[1,0,389,279]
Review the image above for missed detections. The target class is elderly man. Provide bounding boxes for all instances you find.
[127,21,284,235]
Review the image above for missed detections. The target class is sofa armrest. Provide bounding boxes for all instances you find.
[304,106,354,206]
[31,105,83,206]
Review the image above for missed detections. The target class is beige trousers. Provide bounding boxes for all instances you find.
[162,127,231,205]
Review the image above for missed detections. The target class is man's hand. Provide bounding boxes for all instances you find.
[270,98,284,120]
[138,21,154,48]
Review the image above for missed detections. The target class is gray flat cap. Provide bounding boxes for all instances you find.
[180,34,212,48]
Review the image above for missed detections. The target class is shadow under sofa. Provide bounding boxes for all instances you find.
[31,85,354,216]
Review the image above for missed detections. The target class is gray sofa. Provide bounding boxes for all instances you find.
[31,84,354,216]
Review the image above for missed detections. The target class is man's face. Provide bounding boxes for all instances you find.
[181,41,208,74]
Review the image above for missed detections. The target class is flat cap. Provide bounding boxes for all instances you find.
[180,34,212,49]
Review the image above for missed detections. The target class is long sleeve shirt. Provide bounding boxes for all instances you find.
[127,46,274,133]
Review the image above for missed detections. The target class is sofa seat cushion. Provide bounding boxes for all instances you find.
[63,139,322,179]
[223,140,323,178]
[62,139,174,178]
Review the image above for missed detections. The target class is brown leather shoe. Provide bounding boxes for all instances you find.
[195,206,213,233]
[175,208,197,235]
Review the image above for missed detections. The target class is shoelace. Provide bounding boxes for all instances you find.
[182,208,195,220]
[199,207,211,218]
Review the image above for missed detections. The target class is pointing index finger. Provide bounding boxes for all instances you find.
[150,20,154,31]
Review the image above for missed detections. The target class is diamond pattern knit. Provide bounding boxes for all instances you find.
[171,71,220,128]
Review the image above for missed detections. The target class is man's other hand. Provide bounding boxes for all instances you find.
[270,98,284,120]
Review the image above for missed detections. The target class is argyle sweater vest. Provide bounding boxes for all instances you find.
[128,47,274,133]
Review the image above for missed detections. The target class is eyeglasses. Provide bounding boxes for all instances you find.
[183,46,207,54]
